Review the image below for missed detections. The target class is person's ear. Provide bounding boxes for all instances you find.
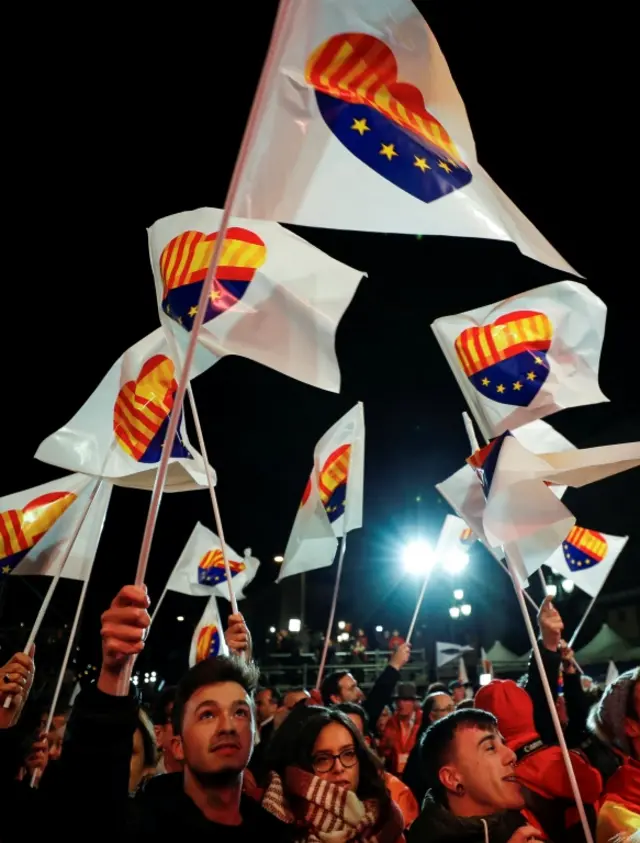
[171,734,185,762]
[153,725,163,744]
[439,763,463,797]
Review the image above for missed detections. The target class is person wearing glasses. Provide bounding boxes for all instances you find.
[262,707,405,841]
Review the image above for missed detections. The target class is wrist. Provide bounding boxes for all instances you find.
[98,665,125,696]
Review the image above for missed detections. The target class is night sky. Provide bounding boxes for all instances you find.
[1,2,637,685]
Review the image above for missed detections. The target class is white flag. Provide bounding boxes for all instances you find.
[35,328,216,492]
[1,475,110,581]
[234,0,574,274]
[166,523,258,601]
[432,281,608,440]
[436,641,474,669]
[189,595,229,667]
[434,514,477,567]
[541,528,627,599]
[605,661,619,686]
[148,208,364,393]
[279,403,365,581]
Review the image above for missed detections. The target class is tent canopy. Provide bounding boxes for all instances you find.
[486,641,529,665]
[575,624,634,664]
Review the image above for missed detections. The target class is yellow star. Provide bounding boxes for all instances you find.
[496,384,506,394]
[351,117,370,136]
[526,371,536,381]
[380,143,398,161]
[188,306,198,317]
[533,355,543,365]
[438,161,452,174]
[513,381,523,391]
[481,377,490,387]
[414,156,430,172]
[2,565,10,574]
[210,289,222,302]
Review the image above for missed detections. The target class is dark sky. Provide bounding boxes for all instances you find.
[2,2,637,683]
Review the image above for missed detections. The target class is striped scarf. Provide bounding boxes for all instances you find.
[262,767,403,843]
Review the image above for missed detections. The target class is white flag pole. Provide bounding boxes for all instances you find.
[315,536,347,691]
[4,478,103,711]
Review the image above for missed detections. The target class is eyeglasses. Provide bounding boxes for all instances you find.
[312,747,358,774]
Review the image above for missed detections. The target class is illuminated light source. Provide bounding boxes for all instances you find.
[402,539,435,575]
[443,548,469,575]
[545,584,558,598]
[449,607,461,619]
[288,618,301,633]
[269,626,276,634]
[338,621,346,630]
[479,673,492,686]
[375,625,383,633]
[561,579,575,593]
[460,603,472,616]
[274,555,284,563]
[177,615,184,622]
[453,589,464,601]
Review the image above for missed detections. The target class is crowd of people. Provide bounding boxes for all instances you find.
[1,588,638,841]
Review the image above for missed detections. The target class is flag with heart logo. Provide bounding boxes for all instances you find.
[1,474,111,581]
[539,527,627,598]
[432,281,608,440]
[279,403,365,582]
[148,208,364,393]
[165,522,258,601]
[436,419,576,565]
[233,0,575,275]
[189,594,229,666]
[35,328,216,492]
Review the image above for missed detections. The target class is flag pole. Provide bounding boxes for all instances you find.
[405,571,429,645]
[4,478,103,710]
[315,535,347,691]
[117,2,294,697]
[568,546,621,649]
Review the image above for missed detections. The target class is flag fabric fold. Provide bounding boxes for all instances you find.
[189,595,229,666]
[166,522,258,601]
[234,0,575,274]
[35,328,216,492]
[279,403,365,581]
[1,475,111,580]
[431,281,608,440]
[148,208,364,393]
[436,641,474,669]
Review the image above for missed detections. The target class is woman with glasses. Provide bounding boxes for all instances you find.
[263,706,405,841]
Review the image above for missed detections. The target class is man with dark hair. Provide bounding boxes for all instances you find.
[255,686,281,728]
[150,686,181,774]
[249,686,281,784]
[408,709,545,842]
[52,585,293,841]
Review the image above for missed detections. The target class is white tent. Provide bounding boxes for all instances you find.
[574,624,637,664]
[485,641,530,668]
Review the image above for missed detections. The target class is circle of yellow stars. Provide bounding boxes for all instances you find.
[166,289,223,325]
[479,355,544,395]
[350,117,456,173]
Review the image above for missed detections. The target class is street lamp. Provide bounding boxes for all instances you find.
[375,625,383,633]
[288,618,301,633]
[177,616,184,622]
[402,539,435,575]
[338,621,346,630]
[443,548,469,575]
[460,604,472,616]
[269,626,276,634]
[453,589,464,600]
[449,607,461,619]
[274,555,284,563]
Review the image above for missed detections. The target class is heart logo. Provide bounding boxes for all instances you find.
[159,227,267,331]
[197,548,246,586]
[563,527,607,572]
[305,33,472,204]
[113,354,191,463]
[300,444,351,523]
[0,491,77,574]
[195,625,222,662]
[455,310,553,407]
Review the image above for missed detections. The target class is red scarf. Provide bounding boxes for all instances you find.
[262,766,404,842]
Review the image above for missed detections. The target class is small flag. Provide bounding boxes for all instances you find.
[279,403,365,581]
[148,208,364,393]
[1,475,111,581]
[165,522,258,601]
[544,528,627,598]
[189,595,229,667]
[35,328,216,492]
[605,661,619,685]
[436,641,474,669]
[234,0,575,274]
[432,281,608,439]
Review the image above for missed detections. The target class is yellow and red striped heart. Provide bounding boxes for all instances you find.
[0,491,77,572]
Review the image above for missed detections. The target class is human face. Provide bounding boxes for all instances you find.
[311,721,360,792]
[396,698,414,717]
[377,707,391,733]
[256,690,278,725]
[444,726,523,813]
[452,686,466,704]
[129,727,154,794]
[337,673,362,703]
[430,694,455,722]
[154,702,175,752]
[172,681,255,777]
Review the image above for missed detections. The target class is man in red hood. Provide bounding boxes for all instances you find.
[475,679,602,843]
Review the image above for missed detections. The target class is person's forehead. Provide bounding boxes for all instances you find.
[187,681,251,709]
[285,690,306,707]
[434,693,452,705]
[340,673,357,688]
[315,721,353,749]
[455,724,498,749]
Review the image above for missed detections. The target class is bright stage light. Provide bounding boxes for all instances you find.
[402,540,435,575]
[444,548,469,575]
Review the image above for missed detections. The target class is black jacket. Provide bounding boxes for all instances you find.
[407,794,528,843]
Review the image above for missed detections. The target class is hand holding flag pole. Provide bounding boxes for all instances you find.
[461,413,593,843]
[115,0,293,696]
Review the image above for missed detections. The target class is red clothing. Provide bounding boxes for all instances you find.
[388,635,405,651]
[597,757,640,842]
[380,712,422,776]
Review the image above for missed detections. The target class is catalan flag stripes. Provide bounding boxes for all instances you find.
[0,492,77,561]
[566,526,607,561]
[318,445,350,504]
[455,313,552,377]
